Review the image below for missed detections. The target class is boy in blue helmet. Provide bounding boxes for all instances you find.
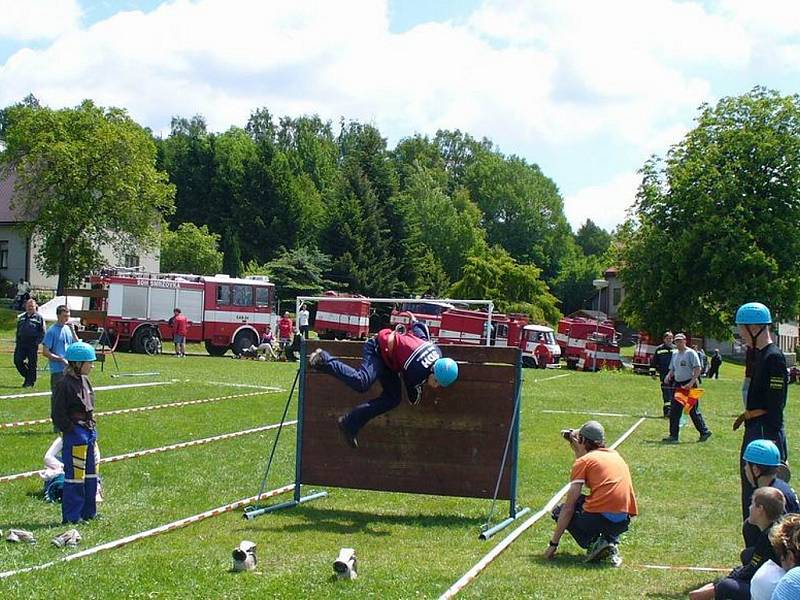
[52,341,99,524]
[734,302,789,520]
[308,315,458,449]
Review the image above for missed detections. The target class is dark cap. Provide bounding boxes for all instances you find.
[579,420,605,443]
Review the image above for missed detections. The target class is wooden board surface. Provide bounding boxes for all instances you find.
[299,341,520,499]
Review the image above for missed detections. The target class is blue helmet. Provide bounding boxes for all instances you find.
[743,439,781,467]
[735,302,772,325]
[433,357,458,387]
[64,341,97,362]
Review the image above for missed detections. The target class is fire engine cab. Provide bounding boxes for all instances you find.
[557,314,622,371]
[66,269,276,356]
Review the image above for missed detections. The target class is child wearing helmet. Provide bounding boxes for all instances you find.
[308,316,458,449]
[52,341,99,524]
[734,302,789,520]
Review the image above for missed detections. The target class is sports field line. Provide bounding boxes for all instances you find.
[0,420,298,484]
[0,380,177,400]
[635,564,728,573]
[531,373,572,383]
[201,381,281,390]
[439,417,646,599]
[0,388,283,429]
[0,483,294,580]
[542,408,660,419]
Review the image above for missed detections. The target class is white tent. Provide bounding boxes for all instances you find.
[37,295,84,323]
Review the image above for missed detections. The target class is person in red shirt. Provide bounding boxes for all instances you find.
[168,308,189,357]
[277,312,294,358]
[308,317,458,449]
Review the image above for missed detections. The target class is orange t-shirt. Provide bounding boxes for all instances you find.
[570,448,638,516]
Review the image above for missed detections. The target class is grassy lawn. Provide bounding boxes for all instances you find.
[0,314,795,599]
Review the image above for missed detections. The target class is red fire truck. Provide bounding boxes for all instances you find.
[65,269,276,356]
[557,314,622,371]
[633,332,658,374]
[313,291,370,340]
[390,300,454,338]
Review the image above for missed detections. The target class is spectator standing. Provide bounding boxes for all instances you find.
[707,349,722,379]
[734,302,788,519]
[663,333,711,443]
[695,345,708,378]
[544,420,638,568]
[14,298,45,387]
[168,308,189,357]
[42,305,76,432]
[278,312,293,354]
[650,331,676,418]
[298,304,310,339]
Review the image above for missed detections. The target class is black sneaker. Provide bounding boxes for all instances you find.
[661,436,679,444]
[585,537,612,562]
[337,417,358,449]
[698,431,712,442]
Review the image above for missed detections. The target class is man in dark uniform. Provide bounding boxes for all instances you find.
[734,302,788,519]
[14,298,46,387]
[650,331,675,418]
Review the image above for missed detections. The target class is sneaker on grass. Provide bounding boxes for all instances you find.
[607,544,622,567]
[585,537,612,562]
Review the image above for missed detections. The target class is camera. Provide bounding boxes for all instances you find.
[561,429,574,440]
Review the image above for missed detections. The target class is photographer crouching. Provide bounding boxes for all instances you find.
[544,421,638,567]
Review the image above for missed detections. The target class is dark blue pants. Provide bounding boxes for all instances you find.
[551,495,630,548]
[714,576,749,600]
[659,379,672,416]
[668,380,709,438]
[740,419,787,519]
[13,343,38,386]
[62,424,98,524]
[317,337,401,436]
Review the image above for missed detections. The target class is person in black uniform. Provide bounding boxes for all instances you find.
[707,349,722,380]
[734,302,789,520]
[14,298,46,388]
[650,331,675,418]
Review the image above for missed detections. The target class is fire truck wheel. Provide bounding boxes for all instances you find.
[233,331,257,356]
[132,328,157,354]
[522,356,536,368]
[204,341,229,357]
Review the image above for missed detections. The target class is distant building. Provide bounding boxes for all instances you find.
[591,267,624,320]
[0,167,159,291]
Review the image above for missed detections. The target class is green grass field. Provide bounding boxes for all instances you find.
[0,317,795,599]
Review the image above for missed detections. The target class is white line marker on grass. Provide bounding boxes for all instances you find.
[542,408,639,418]
[0,420,298,484]
[0,380,177,400]
[531,373,572,383]
[0,389,284,429]
[0,484,294,580]
[202,381,280,390]
[637,564,728,573]
[439,417,646,599]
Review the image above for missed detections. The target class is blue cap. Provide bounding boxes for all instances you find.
[64,341,97,362]
[433,357,458,387]
[743,439,781,467]
[735,302,772,325]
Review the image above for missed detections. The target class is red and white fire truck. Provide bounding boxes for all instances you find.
[632,332,658,374]
[556,314,622,371]
[389,300,454,338]
[313,291,370,340]
[65,269,277,356]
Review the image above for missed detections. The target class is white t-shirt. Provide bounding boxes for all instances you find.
[669,348,700,382]
[750,559,784,600]
[298,309,309,327]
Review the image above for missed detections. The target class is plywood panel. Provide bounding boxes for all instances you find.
[299,342,520,500]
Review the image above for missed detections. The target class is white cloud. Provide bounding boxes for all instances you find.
[564,172,641,231]
[0,0,81,41]
[0,0,797,231]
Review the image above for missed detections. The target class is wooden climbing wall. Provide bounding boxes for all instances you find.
[299,340,521,500]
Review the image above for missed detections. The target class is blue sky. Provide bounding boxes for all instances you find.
[1,0,798,231]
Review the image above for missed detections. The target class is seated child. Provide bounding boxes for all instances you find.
[690,487,785,600]
[751,514,800,600]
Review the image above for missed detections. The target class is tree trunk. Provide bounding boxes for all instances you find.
[56,252,70,296]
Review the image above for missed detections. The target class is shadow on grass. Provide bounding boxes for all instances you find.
[240,505,483,536]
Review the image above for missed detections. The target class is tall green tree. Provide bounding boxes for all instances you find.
[575,219,612,257]
[551,251,605,315]
[617,87,800,338]
[450,246,561,323]
[244,245,336,305]
[1,100,175,292]
[160,222,223,275]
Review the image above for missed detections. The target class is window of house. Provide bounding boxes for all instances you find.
[216,285,231,305]
[613,287,622,307]
[232,285,253,307]
[123,254,140,268]
[0,241,7,269]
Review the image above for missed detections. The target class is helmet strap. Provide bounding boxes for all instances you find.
[746,325,767,348]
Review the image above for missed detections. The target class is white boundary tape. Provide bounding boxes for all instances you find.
[0,483,294,580]
[636,564,728,573]
[439,417,647,599]
[542,408,641,418]
[0,380,177,400]
[201,381,279,390]
[530,373,572,383]
[0,389,283,429]
[0,420,298,484]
